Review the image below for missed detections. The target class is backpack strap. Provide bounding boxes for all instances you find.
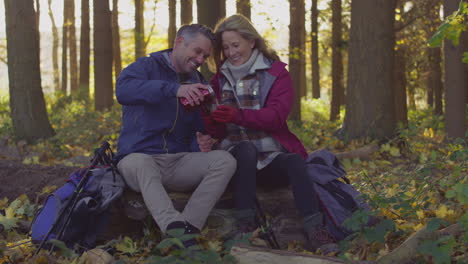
[320,182,358,211]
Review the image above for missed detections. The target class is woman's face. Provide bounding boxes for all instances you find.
[221,31,255,66]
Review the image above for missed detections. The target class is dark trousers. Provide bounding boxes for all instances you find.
[229,141,319,217]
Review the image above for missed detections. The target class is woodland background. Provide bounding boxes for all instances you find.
[0,0,466,263]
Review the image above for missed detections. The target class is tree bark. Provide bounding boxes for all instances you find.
[425,0,443,115]
[94,0,114,111]
[79,0,90,99]
[112,0,122,79]
[168,0,176,48]
[330,0,344,121]
[289,0,306,121]
[236,0,251,20]
[69,0,78,96]
[311,0,320,99]
[48,0,60,92]
[341,0,397,140]
[197,0,225,78]
[61,0,70,93]
[4,0,55,142]
[135,0,146,59]
[180,0,193,25]
[34,0,40,63]
[443,0,466,138]
[394,47,408,127]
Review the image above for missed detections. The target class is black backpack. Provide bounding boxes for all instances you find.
[306,149,374,241]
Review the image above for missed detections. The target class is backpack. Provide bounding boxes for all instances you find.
[306,149,374,241]
[31,143,125,251]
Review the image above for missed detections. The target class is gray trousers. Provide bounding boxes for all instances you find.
[117,150,236,232]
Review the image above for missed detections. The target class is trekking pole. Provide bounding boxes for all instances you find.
[254,195,280,249]
[33,141,111,256]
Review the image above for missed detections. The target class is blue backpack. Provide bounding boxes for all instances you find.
[31,143,125,251]
[306,149,374,241]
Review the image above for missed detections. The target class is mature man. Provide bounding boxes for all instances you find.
[115,24,236,246]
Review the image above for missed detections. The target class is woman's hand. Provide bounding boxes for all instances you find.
[211,105,239,123]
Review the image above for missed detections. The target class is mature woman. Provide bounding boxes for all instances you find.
[202,14,335,251]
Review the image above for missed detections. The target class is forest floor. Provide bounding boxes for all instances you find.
[0,98,466,264]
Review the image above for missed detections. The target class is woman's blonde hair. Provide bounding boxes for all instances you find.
[209,14,279,71]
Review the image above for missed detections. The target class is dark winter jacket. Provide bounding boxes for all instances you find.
[208,59,307,159]
[115,49,205,160]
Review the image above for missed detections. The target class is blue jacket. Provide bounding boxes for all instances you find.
[116,49,205,160]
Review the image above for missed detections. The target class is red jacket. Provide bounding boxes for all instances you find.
[206,60,307,159]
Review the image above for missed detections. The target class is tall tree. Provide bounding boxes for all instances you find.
[69,0,78,95]
[289,0,306,120]
[35,0,40,60]
[197,0,225,30]
[197,0,225,77]
[94,0,114,110]
[236,0,251,20]
[181,0,193,24]
[426,1,443,115]
[79,0,90,98]
[61,0,70,93]
[168,0,176,48]
[135,0,146,59]
[342,0,397,140]
[4,0,55,142]
[48,0,60,92]
[443,0,466,138]
[393,0,409,127]
[310,0,320,99]
[112,0,122,78]
[330,0,344,121]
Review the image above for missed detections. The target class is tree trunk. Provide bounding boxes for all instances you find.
[79,0,90,99]
[61,0,70,93]
[330,0,344,121]
[236,0,251,20]
[426,1,443,115]
[427,47,443,115]
[443,0,466,138]
[34,0,40,63]
[289,0,306,121]
[112,0,122,79]
[135,0,146,59]
[69,0,78,96]
[311,0,320,99]
[4,0,55,142]
[342,0,396,140]
[168,0,176,48]
[94,0,114,111]
[394,47,408,127]
[180,0,193,25]
[197,0,226,78]
[48,0,60,92]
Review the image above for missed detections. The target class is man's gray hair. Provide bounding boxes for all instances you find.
[176,24,215,44]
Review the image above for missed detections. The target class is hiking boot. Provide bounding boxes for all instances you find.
[224,209,258,241]
[303,213,339,254]
[166,221,201,248]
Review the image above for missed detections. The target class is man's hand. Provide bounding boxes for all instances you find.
[177,83,209,106]
[196,132,217,152]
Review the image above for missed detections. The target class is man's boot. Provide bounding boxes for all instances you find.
[303,212,339,254]
[166,221,200,248]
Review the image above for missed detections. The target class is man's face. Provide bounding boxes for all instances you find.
[172,33,212,74]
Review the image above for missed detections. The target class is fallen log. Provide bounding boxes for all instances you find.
[377,223,464,264]
[335,144,379,161]
[230,244,352,264]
